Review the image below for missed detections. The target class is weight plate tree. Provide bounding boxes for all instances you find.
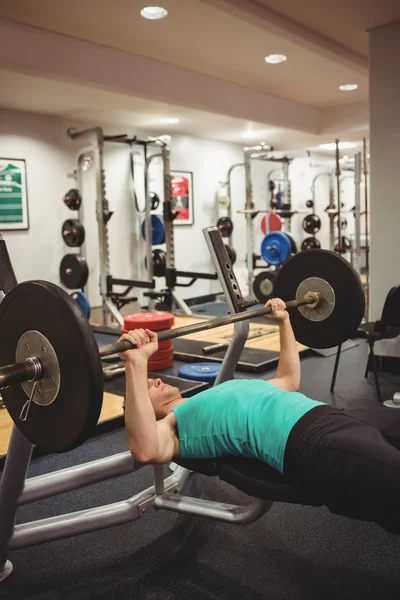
[0,250,364,452]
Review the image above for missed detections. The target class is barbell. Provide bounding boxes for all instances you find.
[0,249,365,453]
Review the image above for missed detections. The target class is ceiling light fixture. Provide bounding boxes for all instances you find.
[318,142,358,151]
[265,54,287,64]
[159,117,179,124]
[339,83,358,92]
[141,6,168,20]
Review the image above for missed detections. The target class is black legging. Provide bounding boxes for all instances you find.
[283,404,400,533]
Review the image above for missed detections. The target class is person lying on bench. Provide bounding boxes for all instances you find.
[120,299,400,534]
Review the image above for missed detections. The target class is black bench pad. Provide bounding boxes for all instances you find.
[174,457,324,506]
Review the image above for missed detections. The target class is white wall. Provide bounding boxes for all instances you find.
[0,108,359,309]
[0,110,72,283]
[369,21,400,357]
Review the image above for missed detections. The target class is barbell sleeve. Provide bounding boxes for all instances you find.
[99,295,317,358]
[0,361,39,389]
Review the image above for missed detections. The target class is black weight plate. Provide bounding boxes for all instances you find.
[253,271,278,303]
[334,236,352,254]
[150,192,161,211]
[60,254,88,289]
[145,249,166,277]
[302,214,321,235]
[285,233,297,255]
[301,237,321,251]
[0,281,103,452]
[63,189,82,211]
[62,219,85,248]
[225,245,237,265]
[216,216,234,238]
[274,250,365,349]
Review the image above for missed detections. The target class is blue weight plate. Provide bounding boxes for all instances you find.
[178,362,221,383]
[72,291,91,320]
[141,215,165,246]
[261,231,291,266]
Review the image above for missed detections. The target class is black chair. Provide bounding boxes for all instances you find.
[330,285,400,403]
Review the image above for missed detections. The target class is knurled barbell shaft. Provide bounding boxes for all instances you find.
[99,295,317,358]
[0,361,38,389]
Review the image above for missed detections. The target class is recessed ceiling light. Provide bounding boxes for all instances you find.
[141,6,168,20]
[159,117,179,124]
[265,54,287,64]
[318,142,358,150]
[339,83,358,92]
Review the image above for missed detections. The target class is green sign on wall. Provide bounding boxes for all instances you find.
[0,158,29,230]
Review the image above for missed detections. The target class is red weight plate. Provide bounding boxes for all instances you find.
[120,328,173,351]
[151,347,174,361]
[148,356,174,370]
[261,213,282,235]
[124,311,174,331]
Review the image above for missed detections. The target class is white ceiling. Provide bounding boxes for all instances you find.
[0,0,371,107]
[0,0,395,148]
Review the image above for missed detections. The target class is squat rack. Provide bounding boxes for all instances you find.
[68,127,217,322]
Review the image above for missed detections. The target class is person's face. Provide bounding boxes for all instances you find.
[147,378,182,419]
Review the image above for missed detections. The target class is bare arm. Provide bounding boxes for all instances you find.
[267,299,301,392]
[124,358,159,462]
[121,329,175,464]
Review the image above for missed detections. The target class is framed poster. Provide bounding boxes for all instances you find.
[0,158,29,230]
[171,170,194,225]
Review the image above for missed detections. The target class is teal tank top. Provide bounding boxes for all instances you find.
[172,379,324,473]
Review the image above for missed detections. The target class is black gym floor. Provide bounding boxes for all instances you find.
[2,341,400,599]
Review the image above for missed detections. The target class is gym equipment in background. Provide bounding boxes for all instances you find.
[260,213,283,235]
[302,214,321,235]
[59,254,89,289]
[149,192,161,211]
[144,249,167,278]
[216,216,234,238]
[71,291,91,320]
[178,363,221,383]
[61,219,85,248]
[261,231,292,266]
[141,214,165,245]
[63,189,82,211]
[334,236,352,254]
[301,237,321,251]
[123,311,174,370]
[253,271,278,303]
[225,245,237,265]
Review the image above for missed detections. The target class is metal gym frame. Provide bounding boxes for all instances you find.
[68,126,156,326]
[0,228,269,581]
[232,145,309,294]
[68,127,217,323]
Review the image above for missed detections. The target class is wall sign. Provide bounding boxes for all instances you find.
[171,170,194,226]
[0,158,29,230]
